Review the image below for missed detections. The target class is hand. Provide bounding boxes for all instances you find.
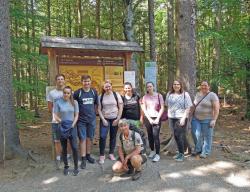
[102,119,109,127]
[210,120,216,128]
[72,124,75,128]
[122,162,128,171]
[153,118,159,124]
[180,117,186,126]
[112,119,119,126]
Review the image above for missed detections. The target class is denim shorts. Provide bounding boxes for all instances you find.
[51,123,61,141]
[77,119,96,140]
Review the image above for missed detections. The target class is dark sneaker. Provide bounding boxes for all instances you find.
[191,151,201,157]
[132,171,141,181]
[120,168,134,178]
[80,159,86,169]
[63,168,69,176]
[200,153,207,159]
[72,169,79,176]
[175,153,184,162]
[86,155,95,164]
[55,159,61,170]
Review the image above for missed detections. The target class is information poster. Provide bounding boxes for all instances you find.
[145,61,157,91]
[59,65,104,93]
[104,66,124,92]
[124,71,135,88]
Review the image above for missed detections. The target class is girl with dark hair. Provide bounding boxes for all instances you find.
[141,82,164,162]
[165,80,193,161]
[53,86,79,176]
[121,82,142,128]
[98,80,123,164]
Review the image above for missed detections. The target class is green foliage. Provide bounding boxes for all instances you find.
[15,107,36,124]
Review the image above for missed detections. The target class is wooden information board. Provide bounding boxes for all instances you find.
[59,65,124,93]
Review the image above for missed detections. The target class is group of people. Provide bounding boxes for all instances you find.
[47,74,220,180]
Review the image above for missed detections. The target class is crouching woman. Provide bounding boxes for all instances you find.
[112,119,147,181]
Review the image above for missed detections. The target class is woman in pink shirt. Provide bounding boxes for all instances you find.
[141,82,164,162]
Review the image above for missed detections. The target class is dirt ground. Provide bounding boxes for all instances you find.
[0,105,250,192]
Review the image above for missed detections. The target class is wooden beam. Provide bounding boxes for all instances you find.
[48,48,58,85]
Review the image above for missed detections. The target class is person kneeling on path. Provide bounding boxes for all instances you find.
[112,119,147,181]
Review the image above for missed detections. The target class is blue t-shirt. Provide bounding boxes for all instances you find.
[73,88,98,122]
[54,98,79,121]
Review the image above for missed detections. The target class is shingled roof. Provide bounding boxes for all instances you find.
[40,36,143,54]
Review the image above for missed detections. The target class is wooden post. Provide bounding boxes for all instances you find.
[47,48,58,160]
[125,53,132,70]
[47,48,58,86]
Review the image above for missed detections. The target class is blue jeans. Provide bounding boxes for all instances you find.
[99,118,118,156]
[191,117,214,155]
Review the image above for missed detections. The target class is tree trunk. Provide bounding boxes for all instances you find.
[31,0,40,117]
[96,0,101,39]
[167,0,175,90]
[245,61,250,120]
[148,0,156,61]
[26,0,33,109]
[78,0,83,37]
[123,0,139,91]
[175,0,196,98]
[245,5,250,120]
[46,0,51,35]
[0,0,22,161]
[109,0,114,40]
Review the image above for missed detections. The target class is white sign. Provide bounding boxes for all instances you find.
[145,61,157,91]
[124,71,136,88]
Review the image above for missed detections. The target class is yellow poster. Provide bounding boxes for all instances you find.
[59,65,104,93]
[104,66,124,92]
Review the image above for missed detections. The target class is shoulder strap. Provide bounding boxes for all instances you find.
[158,94,160,105]
[78,89,82,99]
[132,130,136,147]
[119,133,126,155]
[100,93,104,110]
[184,92,186,109]
[91,88,95,97]
[195,92,210,108]
[113,92,119,108]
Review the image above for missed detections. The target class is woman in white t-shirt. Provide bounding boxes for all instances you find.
[165,80,193,161]
[98,80,123,164]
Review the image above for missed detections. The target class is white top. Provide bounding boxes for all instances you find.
[46,89,63,123]
[165,92,193,119]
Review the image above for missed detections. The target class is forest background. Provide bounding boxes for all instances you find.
[7,0,250,124]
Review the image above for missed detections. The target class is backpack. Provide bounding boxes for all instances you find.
[119,123,147,155]
[100,91,118,110]
[78,88,96,99]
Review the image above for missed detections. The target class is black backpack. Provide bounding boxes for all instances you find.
[119,123,147,155]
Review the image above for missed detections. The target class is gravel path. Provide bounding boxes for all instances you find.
[1,152,250,192]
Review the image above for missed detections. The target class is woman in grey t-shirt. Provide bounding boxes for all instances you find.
[54,86,79,176]
[191,81,220,158]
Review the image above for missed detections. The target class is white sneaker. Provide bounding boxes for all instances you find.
[99,156,105,164]
[152,154,160,162]
[148,151,156,159]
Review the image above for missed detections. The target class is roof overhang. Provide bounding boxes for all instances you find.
[40,36,143,55]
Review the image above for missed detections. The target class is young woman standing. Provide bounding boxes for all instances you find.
[165,80,193,161]
[141,82,164,162]
[98,80,123,164]
[53,86,79,176]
